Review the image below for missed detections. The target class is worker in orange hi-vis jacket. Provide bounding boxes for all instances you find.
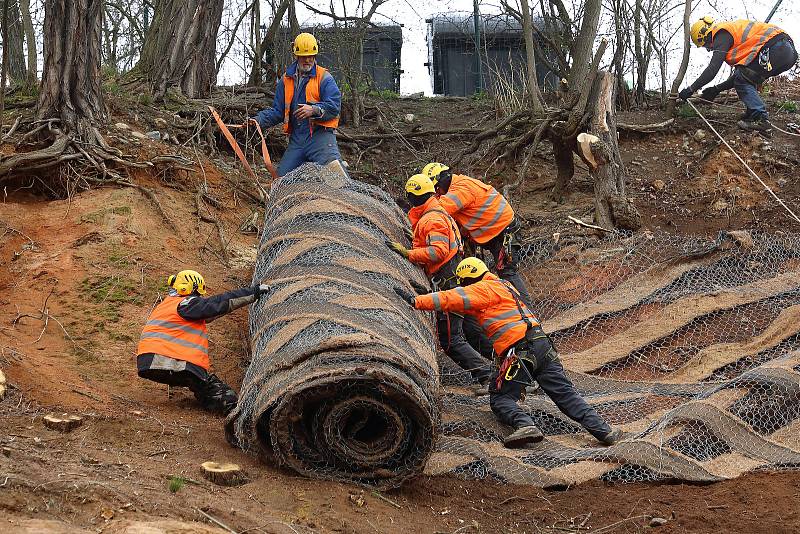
[395,257,622,449]
[387,175,493,393]
[421,162,533,308]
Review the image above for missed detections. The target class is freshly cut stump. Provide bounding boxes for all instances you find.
[43,413,83,432]
[200,461,248,486]
[227,163,440,489]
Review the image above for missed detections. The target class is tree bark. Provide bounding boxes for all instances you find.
[519,0,544,113]
[37,0,107,136]
[131,0,224,100]
[585,72,641,231]
[2,0,26,85]
[567,0,602,88]
[247,0,291,87]
[19,0,36,86]
[667,0,692,116]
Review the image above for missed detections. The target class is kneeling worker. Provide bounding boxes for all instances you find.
[395,257,621,448]
[387,175,492,391]
[679,17,797,132]
[137,270,269,415]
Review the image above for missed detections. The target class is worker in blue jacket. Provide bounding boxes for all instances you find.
[253,33,342,176]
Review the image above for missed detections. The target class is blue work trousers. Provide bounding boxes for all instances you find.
[278,127,341,176]
[735,39,798,120]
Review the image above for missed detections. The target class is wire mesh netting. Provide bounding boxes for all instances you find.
[226,163,440,488]
[230,166,800,488]
[429,230,800,486]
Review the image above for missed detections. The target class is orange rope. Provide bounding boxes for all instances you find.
[208,106,276,201]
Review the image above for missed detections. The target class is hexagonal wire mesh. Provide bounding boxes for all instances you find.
[430,230,800,486]
[226,163,440,488]
[230,165,800,488]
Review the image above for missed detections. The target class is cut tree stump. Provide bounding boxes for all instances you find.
[43,413,84,432]
[200,461,248,486]
[0,369,5,401]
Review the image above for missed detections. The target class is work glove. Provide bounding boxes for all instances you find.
[393,287,416,306]
[678,87,694,101]
[254,283,271,299]
[386,240,410,259]
[700,86,720,102]
[409,280,430,295]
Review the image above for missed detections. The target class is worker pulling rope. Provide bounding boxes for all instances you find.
[686,99,800,225]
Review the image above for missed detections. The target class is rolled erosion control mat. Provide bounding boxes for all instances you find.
[226,162,440,488]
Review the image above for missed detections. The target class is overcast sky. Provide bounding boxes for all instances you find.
[218,0,799,95]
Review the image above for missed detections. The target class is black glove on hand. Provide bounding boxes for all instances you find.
[254,283,270,299]
[700,86,720,102]
[394,287,416,306]
[678,87,693,101]
[409,280,430,295]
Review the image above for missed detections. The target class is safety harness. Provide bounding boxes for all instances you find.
[495,280,548,390]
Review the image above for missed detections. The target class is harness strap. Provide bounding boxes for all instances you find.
[208,106,276,199]
[501,279,534,331]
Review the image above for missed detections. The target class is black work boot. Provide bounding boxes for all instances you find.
[737,116,772,133]
[503,425,544,448]
[598,427,624,446]
[196,374,238,415]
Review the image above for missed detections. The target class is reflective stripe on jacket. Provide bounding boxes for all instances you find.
[283,65,340,134]
[137,296,210,370]
[414,272,540,355]
[407,196,463,277]
[711,20,786,66]
[438,174,514,244]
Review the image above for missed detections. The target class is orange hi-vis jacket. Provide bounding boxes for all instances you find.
[438,174,514,244]
[711,20,786,66]
[283,65,340,134]
[407,196,463,277]
[136,296,210,370]
[414,272,540,355]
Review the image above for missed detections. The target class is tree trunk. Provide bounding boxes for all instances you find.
[667,0,692,116]
[288,0,299,35]
[132,0,224,100]
[519,0,544,112]
[2,0,26,85]
[37,0,107,136]
[567,0,601,88]
[248,0,290,87]
[584,72,641,231]
[19,0,36,86]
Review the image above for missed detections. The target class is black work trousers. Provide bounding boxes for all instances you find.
[484,220,533,307]
[137,354,237,415]
[438,312,492,384]
[488,335,611,439]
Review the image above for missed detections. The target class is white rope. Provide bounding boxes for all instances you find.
[686,99,800,225]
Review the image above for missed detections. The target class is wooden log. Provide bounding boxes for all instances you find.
[43,413,83,432]
[200,461,248,486]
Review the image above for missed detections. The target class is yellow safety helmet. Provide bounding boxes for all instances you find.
[168,270,207,296]
[422,162,450,184]
[405,174,435,196]
[293,33,319,56]
[455,257,489,284]
[690,16,715,47]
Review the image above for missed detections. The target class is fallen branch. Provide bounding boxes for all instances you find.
[617,118,675,133]
[196,508,239,534]
[568,215,612,233]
